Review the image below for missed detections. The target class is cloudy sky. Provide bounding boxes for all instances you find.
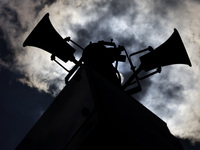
[1,0,200,149]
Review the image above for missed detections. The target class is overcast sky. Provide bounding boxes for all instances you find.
[1,0,200,149]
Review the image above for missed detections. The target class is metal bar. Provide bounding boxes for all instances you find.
[69,39,84,51]
[123,47,142,91]
[129,48,149,57]
[122,66,142,89]
[65,57,83,83]
[123,46,135,71]
[139,67,161,80]
[53,59,70,72]
[64,37,84,51]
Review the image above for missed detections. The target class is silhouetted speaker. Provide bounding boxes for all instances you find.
[140,28,192,71]
[23,13,76,62]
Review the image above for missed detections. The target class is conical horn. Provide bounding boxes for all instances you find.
[23,13,76,63]
[139,28,192,71]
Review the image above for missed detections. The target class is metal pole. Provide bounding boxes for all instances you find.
[65,37,84,51]
[53,59,70,72]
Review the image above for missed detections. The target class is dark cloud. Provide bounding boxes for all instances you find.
[180,139,200,150]
[158,83,184,101]
[108,0,138,17]
[154,0,182,8]
[69,0,140,47]
[0,4,24,37]
[0,31,14,63]
[132,78,153,100]
[152,0,185,17]
[1,5,20,24]
[48,78,66,95]
[34,0,57,16]
[192,0,200,3]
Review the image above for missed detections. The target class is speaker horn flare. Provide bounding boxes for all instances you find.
[23,13,76,63]
[139,28,192,71]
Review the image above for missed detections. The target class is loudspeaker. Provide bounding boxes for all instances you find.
[140,28,192,71]
[23,13,76,62]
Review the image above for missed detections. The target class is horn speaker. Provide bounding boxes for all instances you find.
[23,13,76,62]
[140,28,192,71]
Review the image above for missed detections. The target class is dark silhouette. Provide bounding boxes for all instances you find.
[16,13,192,150]
[82,42,122,86]
[123,28,192,92]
